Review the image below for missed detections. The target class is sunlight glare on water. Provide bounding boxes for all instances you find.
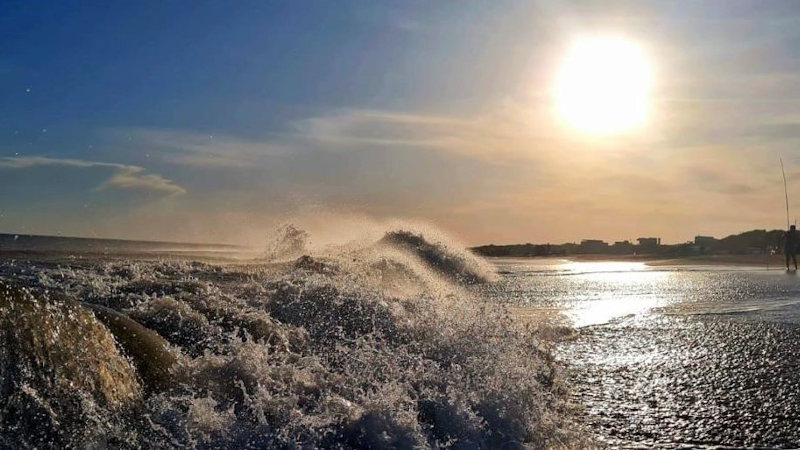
[487,257,800,327]
[558,260,647,276]
[557,261,671,327]
[485,258,800,445]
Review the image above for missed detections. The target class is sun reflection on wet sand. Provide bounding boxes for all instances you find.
[486,258,800,445]
[486,259,676,327]
[556,261,672,327]
[559,260,647,275]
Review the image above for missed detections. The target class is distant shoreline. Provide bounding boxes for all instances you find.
[484,253,787,267]
[644,254,786,267]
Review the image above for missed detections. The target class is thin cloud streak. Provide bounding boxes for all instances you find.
[116,128,289,169]
[0,156,185,195]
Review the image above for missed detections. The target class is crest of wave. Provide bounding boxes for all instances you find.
[264,222,497,284]
[375,227,498,284]
[264,223,310,262]
[1,224,585,448]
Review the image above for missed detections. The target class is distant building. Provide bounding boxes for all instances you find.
[694,235,716,254]
[637,237,661,252]
[580,239,609,253]
[694,236,716,246]
[637,237,660,246]
[611,240,635,254]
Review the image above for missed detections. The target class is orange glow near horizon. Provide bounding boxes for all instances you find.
[555,37,654,135]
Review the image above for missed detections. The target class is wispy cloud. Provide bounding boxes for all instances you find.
[286,103,570,164]
[117,128,288,168]
[0,156,185,195]
[120,106,565,168]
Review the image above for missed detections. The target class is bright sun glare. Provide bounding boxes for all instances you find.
[555,37,653,135]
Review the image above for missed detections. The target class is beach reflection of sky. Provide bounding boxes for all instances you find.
[492,259,800,445]
[486,259,676,327]
[487,258,800,327]
[556,261,672,327]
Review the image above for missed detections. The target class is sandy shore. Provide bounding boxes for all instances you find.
[488,257,800,446]
[645,254,786,267]
[563,253,787,267]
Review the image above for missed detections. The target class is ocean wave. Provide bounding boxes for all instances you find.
[0,281,141,448]
[377,229,498,284]
[0,227,581,448]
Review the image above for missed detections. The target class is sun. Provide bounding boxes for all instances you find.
[555,37,653,135]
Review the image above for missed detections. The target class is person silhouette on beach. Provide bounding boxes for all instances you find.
[785,225,798,270]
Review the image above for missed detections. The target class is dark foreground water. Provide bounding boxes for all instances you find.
[483,258,800,448]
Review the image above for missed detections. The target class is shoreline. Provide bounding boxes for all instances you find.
[644,254,785,267]
[485,253,788,267]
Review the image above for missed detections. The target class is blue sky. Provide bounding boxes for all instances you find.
[4,1,800,245]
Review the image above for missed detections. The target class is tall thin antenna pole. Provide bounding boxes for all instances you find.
[781,157,790,229]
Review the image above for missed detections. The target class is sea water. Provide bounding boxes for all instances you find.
[482,258,800,447]
[0,230,582,449]
[5,232,798,448]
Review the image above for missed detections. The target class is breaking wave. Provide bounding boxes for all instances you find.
[0,226,580,448]
[377,229,497,284]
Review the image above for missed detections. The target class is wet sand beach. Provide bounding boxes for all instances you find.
[483,258,800,447]
[563,315,800,447]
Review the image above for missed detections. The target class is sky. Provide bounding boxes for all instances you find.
[4,1,800,246]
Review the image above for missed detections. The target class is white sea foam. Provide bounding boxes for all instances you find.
[0,226,582,448]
